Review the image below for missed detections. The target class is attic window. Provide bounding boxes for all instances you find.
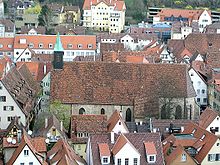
[8,45,12,48]
[78,44,82,49]
[29,43,34,48]
[209,43,212,47]
[200,134,206,140]
[49,44,53,48]
[192,128,196,134]
[0,44,3,48]
[67,44,73,48]
[39,43,44,48]
[88,44,93,49]
[181,154,187,162]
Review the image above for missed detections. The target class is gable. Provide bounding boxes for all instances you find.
[115,142,141,157]
[195,54,204,62]
[13,144,42,165]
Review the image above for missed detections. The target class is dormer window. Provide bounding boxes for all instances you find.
[78,44,82,49]
[88,44,93,49]
[144,142,157,163]
[49,44,53,48]
[29,43,34,48]
[39,43,43,48]
[68,44,73,48]
[148,155,156,163]
[0,44,3,48]
[102,157,110,164]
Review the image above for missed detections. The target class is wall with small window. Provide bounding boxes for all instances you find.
[13,145,42,165]
[203,139,220,164]
[206,115,220,136]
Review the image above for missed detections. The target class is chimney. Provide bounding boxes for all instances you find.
[111,131,114,144]
[43,63,47,75]
[17,130,22,143]
[181,126,184,132]
[60,121,63,132]
[153,128,157,133]
[119,111,122,118]
[45,118,48,128]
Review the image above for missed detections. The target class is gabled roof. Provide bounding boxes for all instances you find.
[199,108,219,129]
[98,143,111,157]
[107,110,128,132]
[47,139,86,165]
[6,131,46,165]
[51,62,195,118]
[89,132,164,165]
[182,122,218,163]
[0,38,14,52]
[144,142,157,155]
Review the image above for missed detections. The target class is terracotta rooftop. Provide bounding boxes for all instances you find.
[89,132,164,165]
[83,0,126,11]
[144,142,157,155]
[51,62,195,119]
[14,35,96,50]
[47,139,86,165]
[199,108,219,129]
[98,143,111,156]
[0,38,14,52]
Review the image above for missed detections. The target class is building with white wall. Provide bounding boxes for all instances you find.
[83,0,126,33]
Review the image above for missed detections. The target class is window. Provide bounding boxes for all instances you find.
[208,154,215,161]
[0,44,3,48]
[119,122,121,125]
[202,89,205,94]
[0,85,2,90]
[29,43,34,48]
[78,44,82,49]
[197,98,200,102]
[29,162,33,165]
[180,153,187,162]
[39,43,43,48]
[216,154,220,161]
[101,108,105,114]
[197,89,200,94]
[125,158,129,165]
[49,44,53,48]
[103,157,108,163]
[3,106,14,111]
[134,158,138,165]
[7,116,14,122]
[20,163,24,165]
[88,44,93,49]
[67,44,73,48]
[149,156,155,162]
[203,98,207,103]
[0,96,6,102]
[117,158,121,165]
[24,150,29,156]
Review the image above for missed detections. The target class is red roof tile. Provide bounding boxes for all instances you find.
[199,108,219,129]
[144,142,157,155]
[98,143,111,156]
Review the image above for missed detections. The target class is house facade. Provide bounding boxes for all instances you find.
[13,34,97,62]
[83,0,126,33]
[0,19,15,38]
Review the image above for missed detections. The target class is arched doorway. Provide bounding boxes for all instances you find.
[126,108,132,122]
[79,108,85,114]
[101,108,105,114]
[175,105,182,119]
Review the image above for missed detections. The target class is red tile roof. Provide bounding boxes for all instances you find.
[98,143,111,156]
[83,0,125,11]
[112,134,128,155]
[199,108,219,129]
[0,38,14,52]
[14,35,96,50]
[7,131,47,165]
[47,139,86,165]
[144,142,157,155]
[157,8,211,22]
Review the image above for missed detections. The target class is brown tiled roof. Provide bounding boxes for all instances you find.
[71,115,107,143]
[55,25,86,35]
[83,0,125,11]
[183,122,218,163]
[199,108,219,129]
[0,19,14,32]
[64,5,79,12]
[20,26,46,34]
[51,62,195,118]
[90,133,164,165]
[14,35,96,50]
[47,139,86,165]
[98,143,111,156]
[31,137,47,153]
[7,131,46,165]
[1,64,38,116]
[107,110,128,132]
[100,43,125,54]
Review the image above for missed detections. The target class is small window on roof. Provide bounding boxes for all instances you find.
[0,44,3,48]
[39,43,43,48]
[68,44,73,48]
[192,128,196,134]
[88,44,93,49]
[78,44,82,49]
[29,43,34,48]
[8,44,12,48]
[48,44,53,48]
